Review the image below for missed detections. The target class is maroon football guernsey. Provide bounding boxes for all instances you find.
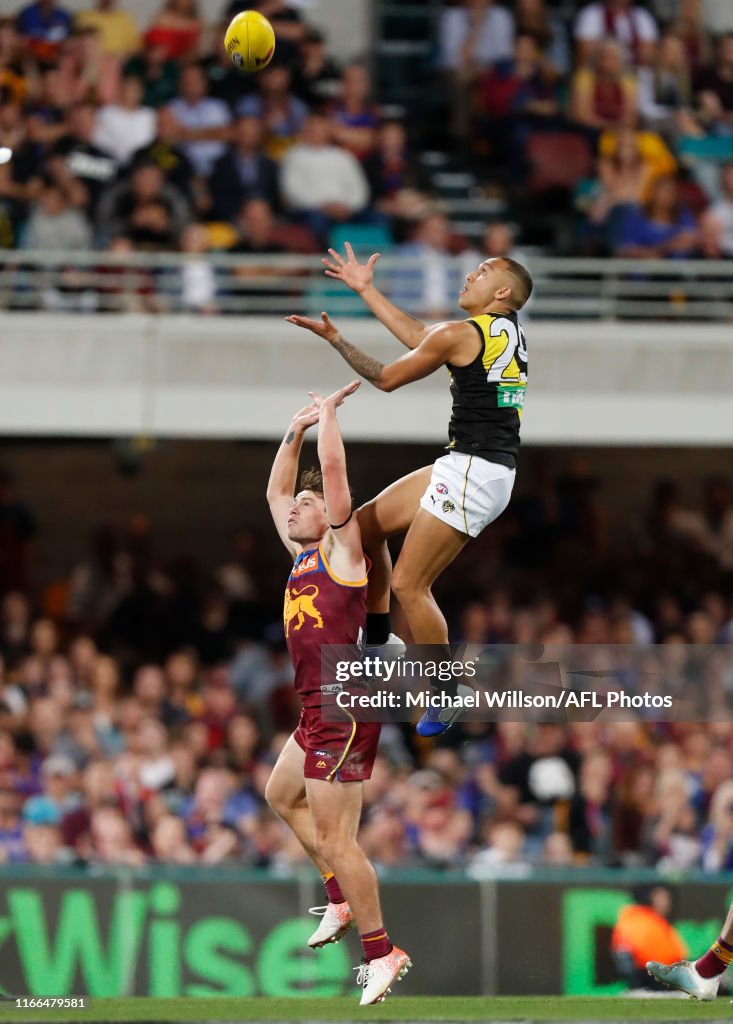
[284,543,367,708]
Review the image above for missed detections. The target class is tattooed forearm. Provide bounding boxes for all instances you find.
[285,431,295,445]
[330,335,385,386]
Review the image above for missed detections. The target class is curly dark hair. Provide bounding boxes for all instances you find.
[299,467,324,498]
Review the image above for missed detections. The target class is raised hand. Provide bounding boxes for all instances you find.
[286,311,340,343]
[308,380,361,410]
[290,401,320,430]
[322,242,381,294]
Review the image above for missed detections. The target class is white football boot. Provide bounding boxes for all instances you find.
[355,946,412,1006]
[361,632,406,663]
[646,960,720,1000]
[307,902,354,948]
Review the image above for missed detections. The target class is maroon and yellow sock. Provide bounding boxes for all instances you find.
[361,927,392,962]
[322,871,346,905]
[696,937,733,978]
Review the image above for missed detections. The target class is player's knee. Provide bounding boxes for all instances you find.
[391,563,423,603]
[265,779,295,819]
[314,826,350,864]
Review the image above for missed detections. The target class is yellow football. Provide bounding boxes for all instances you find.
[224,10,276,73]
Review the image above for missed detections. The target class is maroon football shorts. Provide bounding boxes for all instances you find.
[294,704,381,782]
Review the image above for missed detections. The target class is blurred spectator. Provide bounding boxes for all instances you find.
[574,0,659,69]
[131,106,196,203]
[363,120,423,226]
[236,64,308,162]
[468,819,531,878]
[693,34,733,136]
[439,0,515,141]
[230,198,285,257]
[178,222,217,314]
[0,17,31,104]
[329,63,379,160]
[96,160,191,249]
[571,40,638,133]
[280,112,371,243]
[89,805,145,865]
[75,0,140,59]
[21,182,92,250]
[124,42,179,109]
[22,822,66,864]
[150,812,196,863]
[51,103,117,215]
[217,529,259,603]
[389,212,467,320]
[0,101,42,238]
[93,74,156,166]
[637,31,696,136]
[16,0,73,65]
[478,33,563,177]
[613,174,698,258]
[438,0,515,74]
[705,163,733,256]
[515,0,571,76]
[666,0,712,71]
[701,780,733,870]
[293,27,340,107]
[209,116,279,221]
[22,754,79,826]
[167,62,232,178]
[542,831,575,866]
[144,0,202,62]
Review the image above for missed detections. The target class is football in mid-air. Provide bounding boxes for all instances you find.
[224,11,276,73]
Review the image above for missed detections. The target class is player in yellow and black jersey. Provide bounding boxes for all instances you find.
[287,245,532,736]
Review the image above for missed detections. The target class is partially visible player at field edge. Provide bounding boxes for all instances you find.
[286,243,531,736]
[647,902,733,1000]
[264,380,411,1006]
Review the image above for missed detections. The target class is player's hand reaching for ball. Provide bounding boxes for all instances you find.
[322,242,381,294]
[289,401,320,432]
[286,311,341,344]
[309,380,361,411]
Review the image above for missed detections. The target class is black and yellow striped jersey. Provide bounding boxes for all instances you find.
[446,311,528,469]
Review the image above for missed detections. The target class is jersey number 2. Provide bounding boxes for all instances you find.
[486,317,528,382]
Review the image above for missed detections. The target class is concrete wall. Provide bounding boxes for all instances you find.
[1,315,733,446]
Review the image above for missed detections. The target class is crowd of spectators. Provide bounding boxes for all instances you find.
[2,458,733,873]
[0,0,731,309]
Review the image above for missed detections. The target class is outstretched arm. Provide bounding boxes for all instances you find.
[266,402,319,558]
[322,242,427,351]
[286,312,471,391]
[312,384,365,577]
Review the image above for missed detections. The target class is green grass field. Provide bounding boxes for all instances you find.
[1,997,733,1024]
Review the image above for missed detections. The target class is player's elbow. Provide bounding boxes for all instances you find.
[377,371,400,393]
[319,456,347,481]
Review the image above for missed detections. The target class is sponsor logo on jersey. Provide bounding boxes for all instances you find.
[436,483,449,495]
[315,760,328,768]
[291,551,319,577]
[442,499,456,514]
[320,683,343,694]
[283,584,323,636]
[312,750,334,758]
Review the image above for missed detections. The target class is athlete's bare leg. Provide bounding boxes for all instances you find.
[306,776,383,933]
[391,508,468,646]
[265,734,331,875]
[356,466,432,614]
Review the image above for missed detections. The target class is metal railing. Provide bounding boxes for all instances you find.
[0,251,730,320]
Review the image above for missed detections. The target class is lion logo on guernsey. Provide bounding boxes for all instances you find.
[284,584,324,636]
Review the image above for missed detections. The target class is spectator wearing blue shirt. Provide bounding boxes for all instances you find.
[167,63,231,178]
[16,0,72,62]
[236,64,308,162]
[613,175,699,258]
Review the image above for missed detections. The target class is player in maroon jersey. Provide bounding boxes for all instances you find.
[265,379,411,1006]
